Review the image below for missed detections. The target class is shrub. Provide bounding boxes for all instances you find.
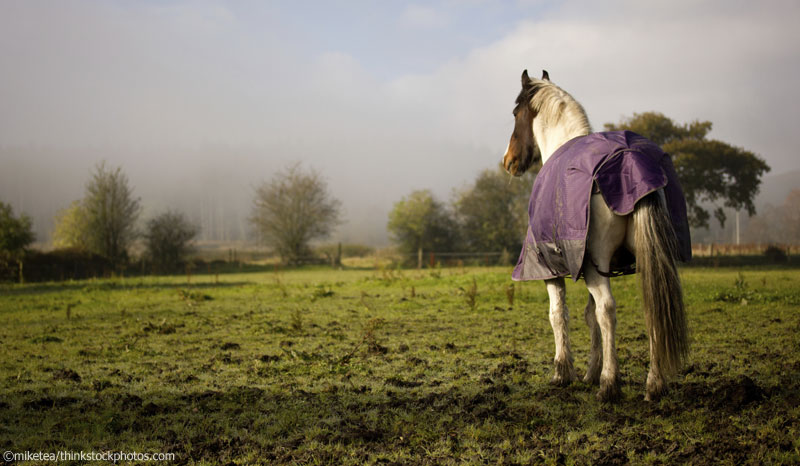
[0,248,114,283]
[764,245,788,263]
[144,211,199,274]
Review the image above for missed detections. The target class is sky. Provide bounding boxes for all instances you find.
[1,0,799,245]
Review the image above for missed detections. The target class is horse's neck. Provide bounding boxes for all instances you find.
[534,104,591,164]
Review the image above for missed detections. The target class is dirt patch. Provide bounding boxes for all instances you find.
[679,375,766,411]
[120,394,143,409]
[385,376,423,388]
[713,375,765,410]
[52,368,82,382]
[23,396,79,410]
[491,358,530,376]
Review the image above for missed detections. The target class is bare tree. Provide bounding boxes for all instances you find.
[250,164,341,264]
[83,161,141,265]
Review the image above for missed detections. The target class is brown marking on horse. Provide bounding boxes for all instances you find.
[503,69,542,176]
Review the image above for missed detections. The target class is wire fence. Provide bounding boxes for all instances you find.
[2,243,798,284]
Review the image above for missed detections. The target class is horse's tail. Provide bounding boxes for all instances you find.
[633,192,688,376]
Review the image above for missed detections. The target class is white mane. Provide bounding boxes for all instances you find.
[527,79,592,162]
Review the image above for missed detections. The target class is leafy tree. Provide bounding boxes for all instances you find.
[83,162,141,265]
[0,201,35,259]
[144,210,199,273]
[454,165,534,254]
[387,189,459,255]
[250,164,342,264]
[605,112,770,228]
[51,200,91,250]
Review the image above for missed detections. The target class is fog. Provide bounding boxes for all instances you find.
[2,1,799,246]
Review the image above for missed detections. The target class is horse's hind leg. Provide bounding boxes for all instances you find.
[584,193,627,401]
[583,294,602,385]
[546,277,577,386]
[584,266,621,401]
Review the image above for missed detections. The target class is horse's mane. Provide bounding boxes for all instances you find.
[521,79,592,136]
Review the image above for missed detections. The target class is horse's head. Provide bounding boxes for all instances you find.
[503,69,548,176]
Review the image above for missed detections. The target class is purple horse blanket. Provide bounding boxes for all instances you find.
[512,131,691,281]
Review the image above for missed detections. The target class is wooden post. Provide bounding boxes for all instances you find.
[429,252,435,268]
[417,247,423,269]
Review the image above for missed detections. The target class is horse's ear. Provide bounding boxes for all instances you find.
[541,70,550,81]
[521,69,531,87]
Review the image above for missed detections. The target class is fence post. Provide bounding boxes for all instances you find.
[417,247,423,269]
[429,252,435,268]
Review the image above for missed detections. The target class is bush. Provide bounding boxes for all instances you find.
[764,245,788,263]
[144,211,199,274]
[0,248,114,283]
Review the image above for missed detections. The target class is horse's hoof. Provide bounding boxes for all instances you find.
[645,374,666,401]
[550,374,573,386]
[645,382,667,402]
[551,360,577,386]
[583,371,600,385]
[596,379,622,403]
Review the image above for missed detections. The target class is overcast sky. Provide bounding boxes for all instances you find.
[1,0,798,244]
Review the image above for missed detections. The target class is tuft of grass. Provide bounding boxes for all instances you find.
[463,277,478,311]
[506,283,516,307]
[290,308,304,333]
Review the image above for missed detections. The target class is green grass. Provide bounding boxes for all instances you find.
[1,266,799,464]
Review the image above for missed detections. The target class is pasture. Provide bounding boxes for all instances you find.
[1,265,799,465]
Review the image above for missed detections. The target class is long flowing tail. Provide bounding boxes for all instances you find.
[633,192,688,376]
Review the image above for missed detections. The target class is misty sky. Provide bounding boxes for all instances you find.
[1,0,799,245]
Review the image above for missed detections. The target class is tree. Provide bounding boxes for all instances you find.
[250,164,342,264]
[387,189,459,255]
[83,162,141,265]
[0,201,35,259]
[454,165,534,254]
[605,112,770,228]
[51,200,91,250]
[144,210,199,273]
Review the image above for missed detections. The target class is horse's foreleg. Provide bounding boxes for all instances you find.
[546,277,576,385]
[584,266,621,402]
[583,294,602,385]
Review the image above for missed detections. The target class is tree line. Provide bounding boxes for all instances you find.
[1,161,200,277]
[388,112,773,259]
[0,112,776,278]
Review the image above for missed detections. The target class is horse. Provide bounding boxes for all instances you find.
[502,69,690,402]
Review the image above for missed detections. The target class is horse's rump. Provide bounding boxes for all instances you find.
[512,130,691,281]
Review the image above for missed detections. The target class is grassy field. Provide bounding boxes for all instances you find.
[1,265,799,465]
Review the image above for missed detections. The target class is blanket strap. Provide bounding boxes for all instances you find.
[588,255,636,278]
